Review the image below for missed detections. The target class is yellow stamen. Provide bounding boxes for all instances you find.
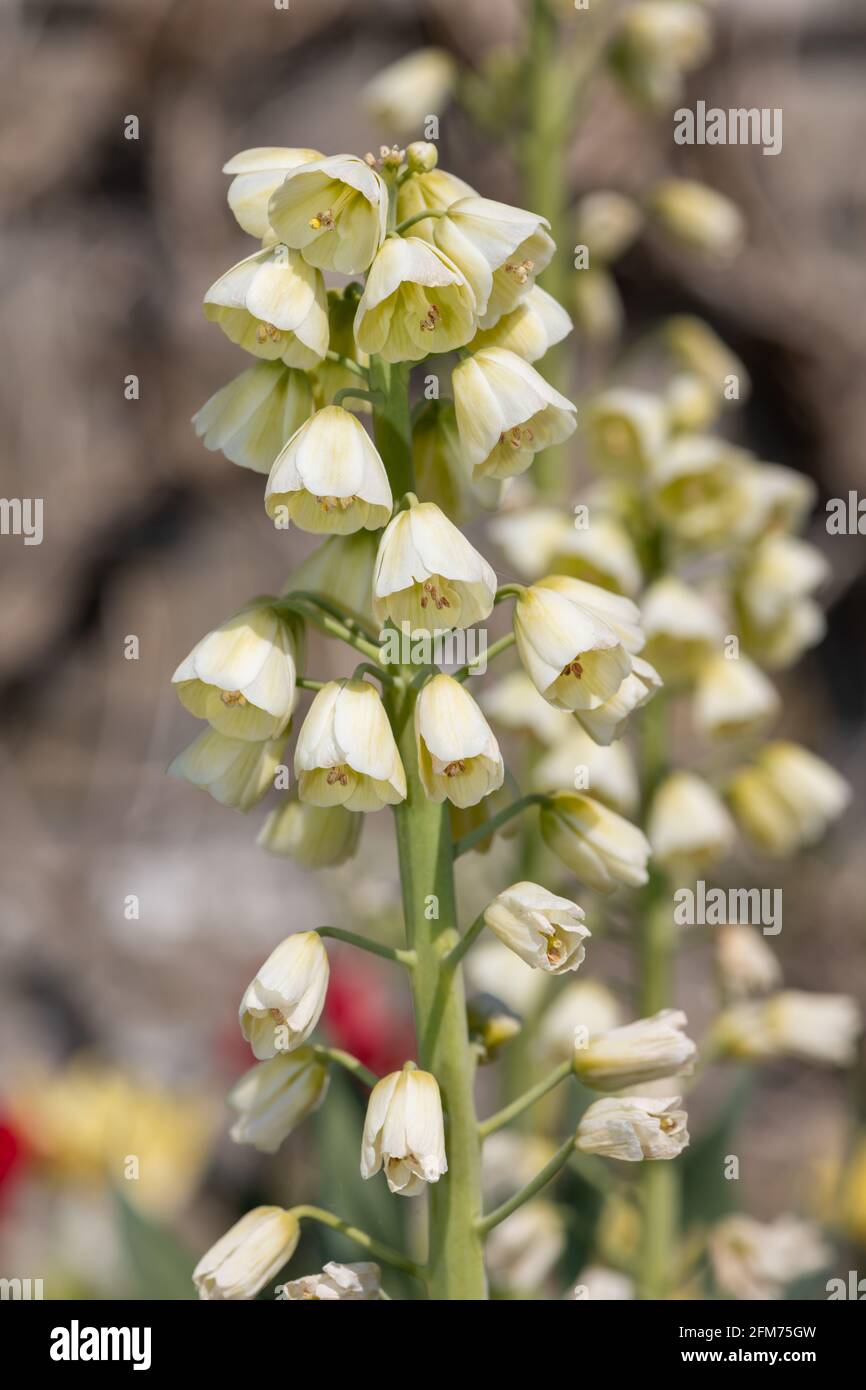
[443,760,466,777]
[504,258,534,283]
[419,579,451,611]
[220,689,248,706]
[419,304,441,332]
[315,494,355,513]
[326,765,350,786]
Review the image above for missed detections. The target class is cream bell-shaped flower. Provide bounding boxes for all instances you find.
[648,771,737,874]
[575,190,644,263]
[264,406,392,535]
[480,668,572,745]
[453,348,577,481]
[294,679,406,812]
[540,791,651,893]
[483,881,590,975]
[277,1261,381,1302]
[548,514,643,598]
[539,981,625,1063]
[258,796,361,868]
[727,742,850,855]
[223,147,323,240]
[172,600,302,742]
[650,178,745,258]
[666,372,720,434]
[710,1215,829,1302]
[716,924,782,999]
[576,1094,689,1161]
[193,1206,301,1300]
[532,725,640,818]
[469,286,573,363]
[239,931,330,1060]
[268,154,388,275]
[373,500,497,632]
[574,1009,697,1092]
[575,657,662,747]
[193,361,313,475]
[587,389,668,479]
[228,1049,329,1154]
[354,236,476,363]
[433,197,554,327]
[694,652,779,740]
[716,991,861,1067]
[168,729,285,813]
[664,314,751,398]
[733,462,816,543]
[204,244,328,369]
[486,1201,565,1293]
[395,167,476,240]
[361,1063,447,1196]
[651,435,749,547]
[512,582,633,712]
[641,575,724,684]
[415,674,504,807]
[488,507,572,581]
[736,534,828,669]
[535,576,646,653]
[362,48,456,136]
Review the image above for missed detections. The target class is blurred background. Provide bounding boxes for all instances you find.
[1,0,865,1298]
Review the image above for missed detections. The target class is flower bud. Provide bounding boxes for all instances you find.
[540,791,651,894]
[362,49,456,136]
[483,881,590,975]
[732,462,816,542]
[373,500,496,632]
[716,991,861,1067]
[168,729,285,812]
[295,678,406,812]
[415,674,504,807]
[222,146,322,240]
[467,992,522,1058]
[204,244,328,369]
[716,924,782,999]
[709,1215,829,1301]
[576,1094,689,1161]
[727,742,849,855]
[694,652,779,741]
[572,269,624,342]
[355,236,476,362]
[532,725,639,818]
[193,361,313,475]
[268,155,388,275]
[663,315,750,398]
[406,141,439,173]
[548,514,642,598]
[257,796,361,867]
[239,931,330,1059]
[264,405,392,535]
[453,348,577,481]
[228,1049,329,1153]
[648,771,736,874]
[538,981,624,1063]
[486,1201,565,1292]
[361,1064,447,1196]
[574,190,643,264]
[573,1009,697,1091]
[277,1261,381,1301]
[172,600,303,741]
[650,178,745,258]
[193,1206,300,1300]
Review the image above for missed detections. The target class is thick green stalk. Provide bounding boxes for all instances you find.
[372,356,487,1300]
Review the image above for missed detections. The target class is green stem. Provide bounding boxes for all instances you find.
[476,1134,576,1235]
[442,911,486,972]
[478,1058,572,1139]
[453,631,515,683]
[394,208,446,235]
[332,387,381,409]
[311,1045,380,1091]
[291,1205,423,1280]
[325,349,368,380]
[316,925,416,968]
[452,793,546,859]
[281,598,383,666]
[372,359,486,1300]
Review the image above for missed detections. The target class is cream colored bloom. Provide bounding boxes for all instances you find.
[621,2,712,69]
[648,771,736,873]
[240,931,330,1060]
[193,361,313,474]
[268,154,388,275]
[664,315,750,398]
[727,742,850,855]
[650,178,745,258]
[710,1215,829,1301]
[204,244,328,368]
[640,576,724,683]
[540,791,651,893]
[736,534,829,668]
[538,981,624,1063]
[572,268,624,342]
[566,1265,634,1300]
[587,389,668,480]
[576,1094,689,1161]
[354,236,475,363]
[373,500,496,632]
[481,668,572,745]
[465,937,549,1016]
[732,462,816,542]
[717,991,861,1067]
[362,48,456,135]
[488,507,572,580]
[575,656,662,746]
[434,197,554,327]
[574,1009,697,1091]
[415,674,503,807]
[549,515,642,598]
[361,1064,447,1196]
[513,582,633,712]
[222,146,323,239]
[264,406,392,534]
[277,1261,380,1301]
[536,575,646,653]
[651,435,749,546]
[716,925,782,999]
[453,348,577,481]
[395,167,476,239]
[258,796,361,867]
[483,881,590,975]
[168,729,285,812]
[486,1201,565,1293]
[469,286,573,363]
[294,679,406,812]
[228,1050,329,1153]
[532,725,639,818]
[574,191,643,264]
[172,600,302,741]
[694,653,779,740]
[665,373,720,434]
[193,1206,300,1300]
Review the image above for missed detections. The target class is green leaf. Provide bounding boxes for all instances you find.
[114,1189,197,1300]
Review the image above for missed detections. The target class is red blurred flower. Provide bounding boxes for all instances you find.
[323,950,415,1077]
